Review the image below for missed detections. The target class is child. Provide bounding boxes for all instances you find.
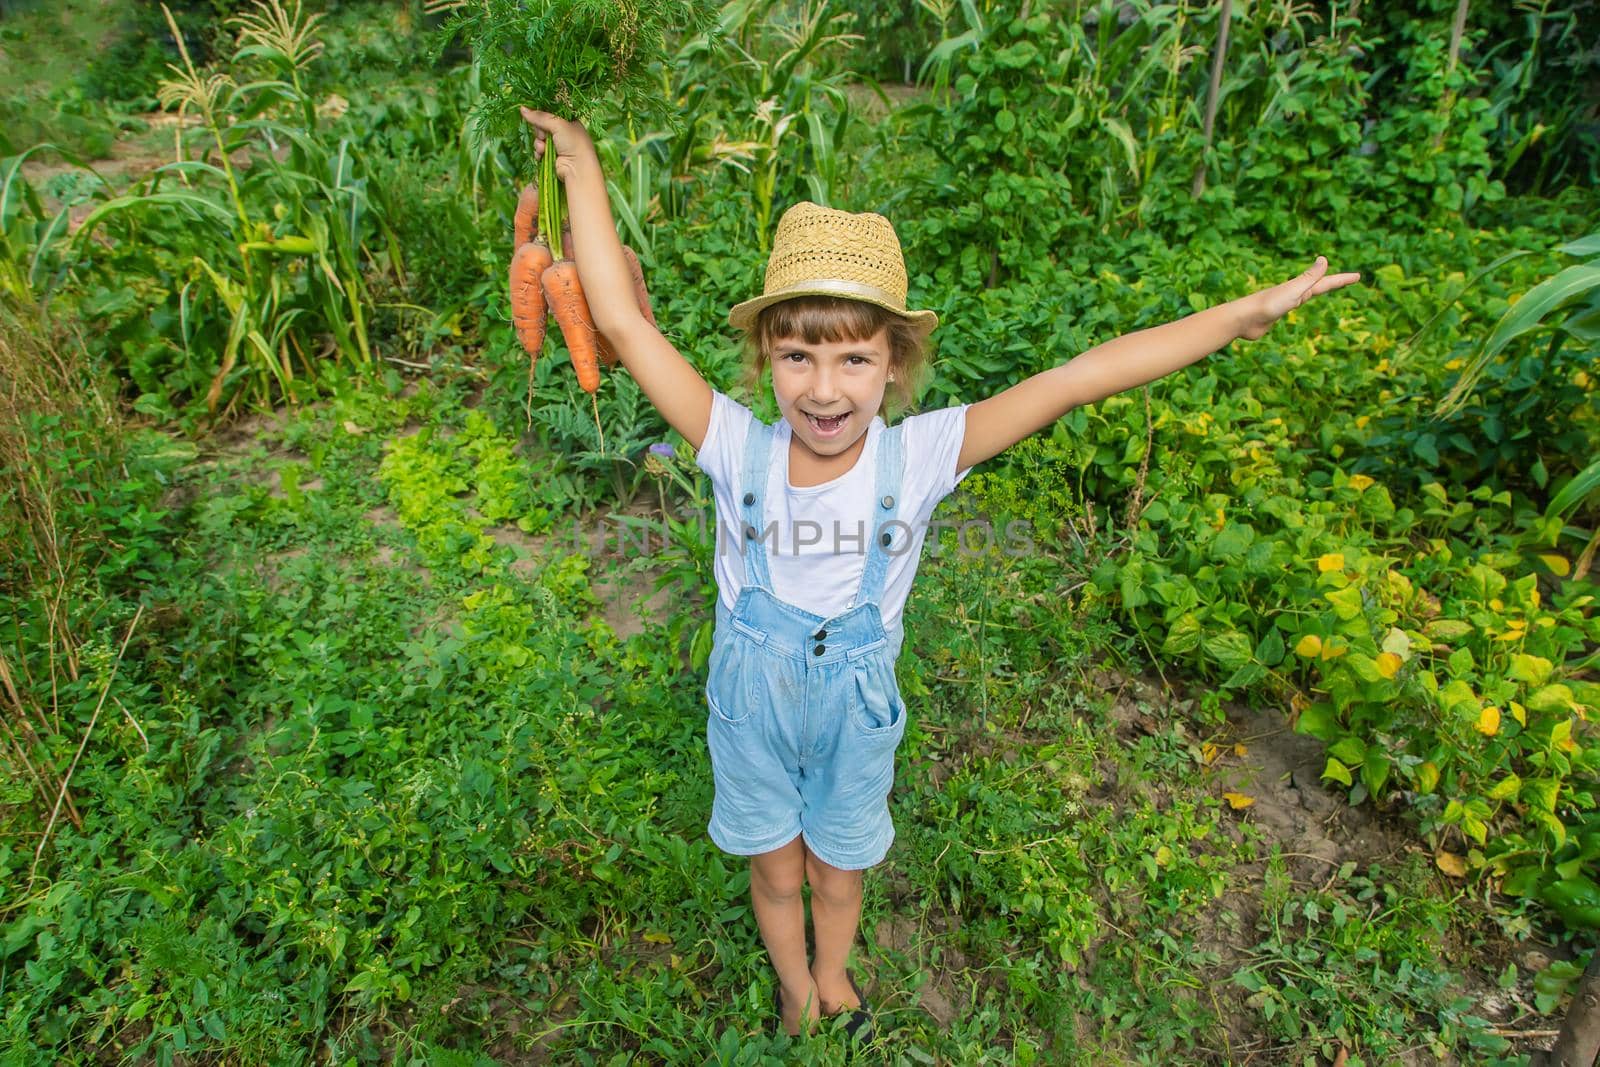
[519,107,1360,1043]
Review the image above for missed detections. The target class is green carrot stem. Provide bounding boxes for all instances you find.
[540,146,565,261]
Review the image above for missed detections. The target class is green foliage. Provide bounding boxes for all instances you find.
[32,0,396,427]
[434,0,720,146]
[1234,853,1517,1065]
[1436,230,1600,417]
[1366,0,1600,194]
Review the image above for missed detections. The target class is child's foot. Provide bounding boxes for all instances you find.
[815,969,874,1047]
[812,968,861,1015]
[774,978,822,1036]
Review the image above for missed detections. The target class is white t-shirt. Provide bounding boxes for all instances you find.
[695,390,973,635]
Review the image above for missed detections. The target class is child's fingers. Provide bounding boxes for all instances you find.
[1308,272,1362,296]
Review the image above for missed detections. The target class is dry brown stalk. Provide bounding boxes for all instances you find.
[29,603,145,889]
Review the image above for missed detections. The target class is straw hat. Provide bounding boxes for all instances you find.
[728,201,939,337]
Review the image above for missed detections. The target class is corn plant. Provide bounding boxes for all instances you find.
[584,0,862,256]
[64,0,382,417]
[0,148,85,303]
[1437,231,1600,418]
[914,0,986,108]
[666,0,862,247]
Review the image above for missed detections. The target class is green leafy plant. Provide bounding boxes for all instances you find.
[47,0,390,423]
[432,0,719,260]
[1437,230,1600,417]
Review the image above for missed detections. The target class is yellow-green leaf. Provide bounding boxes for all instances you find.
[1322,758,1353,787]
[1417,761,1440,794]
[1476,705,1502,736]
[1527,684,1575,714]
[1380,627,1412,658]
[1508,654,1553,688]
[1534,810,1567,849]
[1435,850,1467,878]
[1294,634,1322,657]
[1487,774,1521,800]
[1425,619,1473,640]
[1324,585,1364,620]
[1522,777,1559,812]
[1539,554,1571,577]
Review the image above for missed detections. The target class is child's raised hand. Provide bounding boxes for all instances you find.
[1237,256,1362,341]
[519,107,598,182]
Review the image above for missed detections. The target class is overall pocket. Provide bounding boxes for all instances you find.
[705,625,761,727]
[849,654,908,741]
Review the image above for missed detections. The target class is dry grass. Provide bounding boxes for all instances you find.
[0,295,128,851]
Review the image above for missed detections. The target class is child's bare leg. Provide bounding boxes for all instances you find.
[749,836,821,1034]
[803,842,864,1013]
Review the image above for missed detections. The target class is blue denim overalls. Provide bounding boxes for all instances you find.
[704,419,910,871]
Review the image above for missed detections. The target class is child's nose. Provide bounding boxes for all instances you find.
[810,368,841,401]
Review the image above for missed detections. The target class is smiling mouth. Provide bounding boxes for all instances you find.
[806,412,849,435]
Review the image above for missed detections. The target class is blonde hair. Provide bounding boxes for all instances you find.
[737,296,931,420]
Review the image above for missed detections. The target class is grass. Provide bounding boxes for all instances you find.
[0,0,142,158]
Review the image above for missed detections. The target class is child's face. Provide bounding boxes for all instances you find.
[769,327,893,460]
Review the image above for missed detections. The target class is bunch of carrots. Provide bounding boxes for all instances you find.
[508,143,655,449]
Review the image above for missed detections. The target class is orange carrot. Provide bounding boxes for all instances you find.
[541,259,601,394]
[514,183,540,250]
[510,238,553,358]
[511,238,553,431]
[543,258,607,452]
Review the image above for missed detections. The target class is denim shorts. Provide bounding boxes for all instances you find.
[705,595,908,870]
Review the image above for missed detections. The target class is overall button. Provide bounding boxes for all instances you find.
[813,643,825,656]
[813,628,827,640]
[880,531,892,546]
[881,494,895,508]
[743,492,755,505]
[744,525,756,539]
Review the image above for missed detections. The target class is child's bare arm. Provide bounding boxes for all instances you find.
[956,257,1361,471]
[521,108,713,450]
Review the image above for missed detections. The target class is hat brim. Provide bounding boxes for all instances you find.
[728,285,938,338]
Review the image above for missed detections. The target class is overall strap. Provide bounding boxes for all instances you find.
[856,422,905,607]
[737,419,776,590]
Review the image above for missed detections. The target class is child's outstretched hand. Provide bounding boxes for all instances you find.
[1237,257,1362,340]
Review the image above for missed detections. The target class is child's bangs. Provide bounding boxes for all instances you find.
[758,297,888,348]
